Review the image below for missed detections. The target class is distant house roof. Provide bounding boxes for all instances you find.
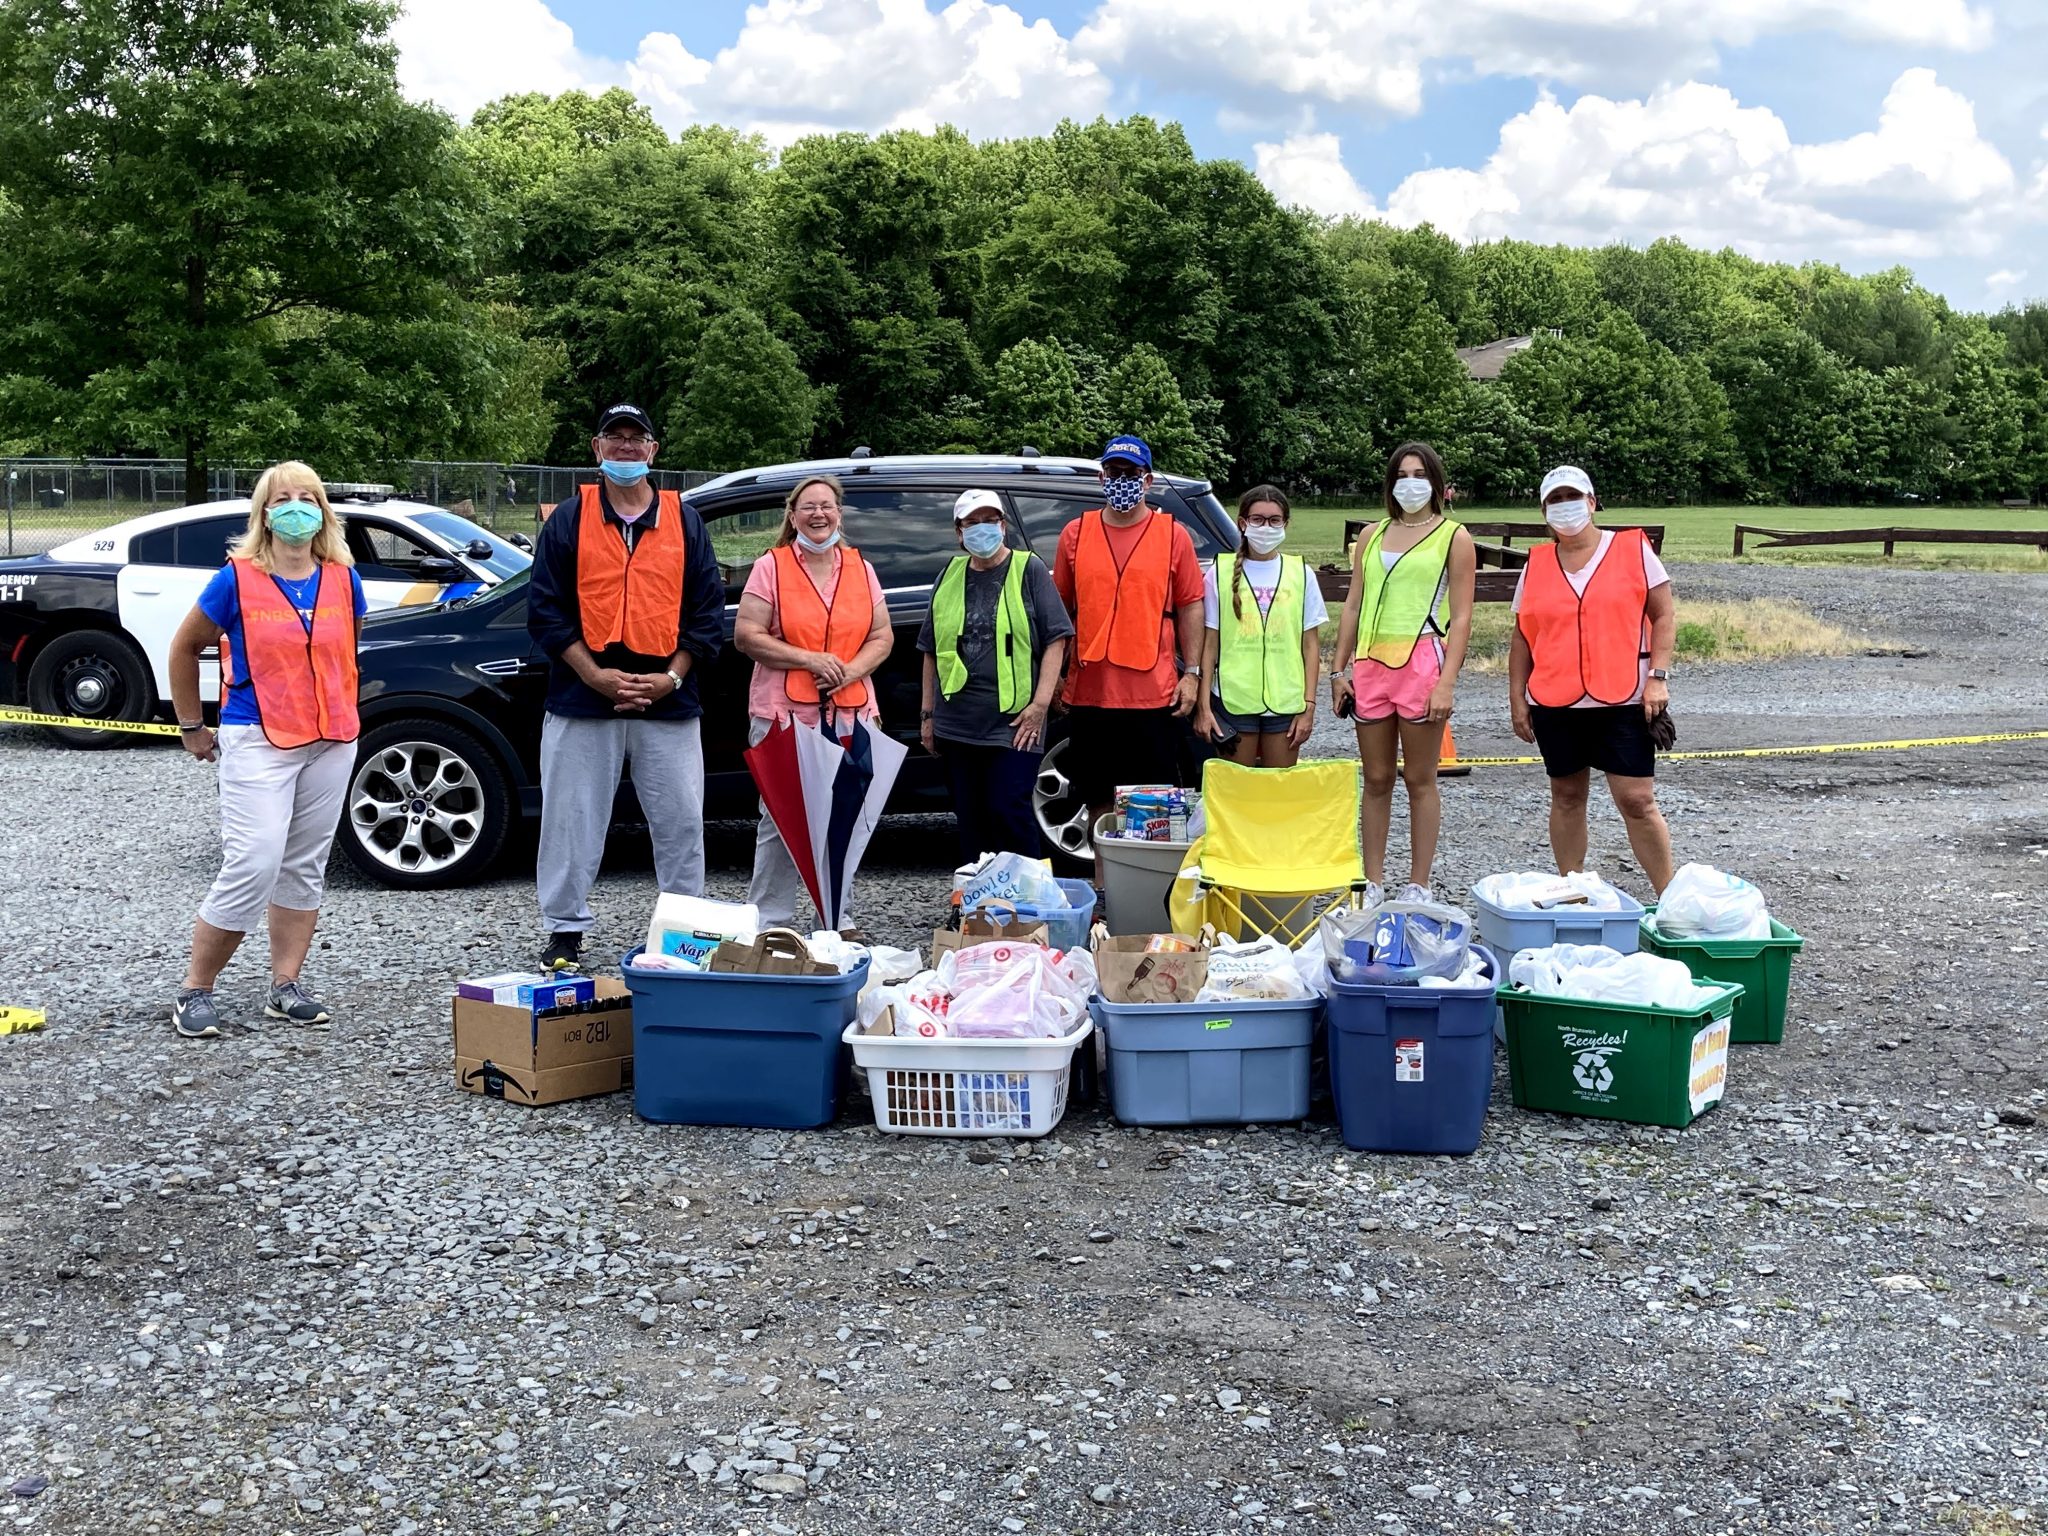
[1456,334,1537,381]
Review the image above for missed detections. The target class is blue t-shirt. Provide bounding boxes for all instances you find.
[198,563,367,726]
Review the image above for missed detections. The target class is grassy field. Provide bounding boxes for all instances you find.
[1289,503,2048,572]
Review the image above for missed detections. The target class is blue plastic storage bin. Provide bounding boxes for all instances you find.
[970,879,1098,953]
[622,948,867,1128]
[1326,947,1499,1155]
[1090,995,1320,1126]
[1469,886,1644,956]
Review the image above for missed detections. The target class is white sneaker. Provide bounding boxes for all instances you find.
[1363,880,1384,908]
[1399,882,1433,904]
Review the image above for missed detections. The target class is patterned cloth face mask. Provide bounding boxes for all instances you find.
[1102,476,1147,514]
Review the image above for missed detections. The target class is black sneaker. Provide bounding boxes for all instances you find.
[172,989,224,1040]
[542,931,584,972]
[265,979,331,1024]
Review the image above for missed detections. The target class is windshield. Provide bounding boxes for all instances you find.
[413,510,533,580]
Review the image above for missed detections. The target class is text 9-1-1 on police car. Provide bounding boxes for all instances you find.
[0,484,529,746]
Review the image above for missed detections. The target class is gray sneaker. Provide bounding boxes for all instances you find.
[172,988,224,1040]
[266,980,331,1025]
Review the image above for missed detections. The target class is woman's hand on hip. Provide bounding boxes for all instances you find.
[1010,701,1049,752]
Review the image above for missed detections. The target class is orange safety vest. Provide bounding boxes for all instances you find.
[225,558,360,748]
[1517,530,1651,708]
[1072,509,1173,670]
[772,543,872,708]
[577,485,686,657]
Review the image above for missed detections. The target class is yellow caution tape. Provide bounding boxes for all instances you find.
[0,1006,47,1035]
[0,706,183,737]
[1453,729,2048,767]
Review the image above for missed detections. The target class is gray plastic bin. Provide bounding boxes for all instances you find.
[1092,813,1192,936]
[1469,884,1645,956]
[1090,995,1321,1126]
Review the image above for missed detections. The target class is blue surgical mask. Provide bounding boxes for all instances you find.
[960,523,1006,559]
[266,500,324,545]
[600,458,650,485]
[795,530,840,555]
[1102,475,1146,514]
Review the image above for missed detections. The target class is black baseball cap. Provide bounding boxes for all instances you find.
[595,402,656,437]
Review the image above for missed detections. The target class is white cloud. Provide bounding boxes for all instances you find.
[1369,70,2030,263]
[396,0,1110,143]
[392,0,613,120]
[1077,0,1994,116]
[1986,269,2026,289]
[1252,133,1379,219]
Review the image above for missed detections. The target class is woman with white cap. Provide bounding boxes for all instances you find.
[1509,465,1678,895]
[917,490,1073,863]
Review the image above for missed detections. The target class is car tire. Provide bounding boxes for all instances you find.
[1032,731,1096,873]
[340,718,512,889]
[26,627,158,748]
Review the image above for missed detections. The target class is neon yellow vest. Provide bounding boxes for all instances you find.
[931,550,1035,712]
[1215,552,1308,715]
[1356,519,1453,667]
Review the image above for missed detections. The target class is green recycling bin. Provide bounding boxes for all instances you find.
[1499,980,1742,1129]
[1638,909,1804,1045]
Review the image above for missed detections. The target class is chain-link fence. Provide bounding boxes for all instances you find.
[0,458,723,556]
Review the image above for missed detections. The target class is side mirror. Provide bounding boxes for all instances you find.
[465,538,494,560]
[507,532,533,552]
[417,556,459,577]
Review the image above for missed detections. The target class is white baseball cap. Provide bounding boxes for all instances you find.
[1538,465,1594,502]
[953,489,1004,522]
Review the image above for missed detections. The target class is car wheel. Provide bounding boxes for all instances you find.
[340,718,511,888]
[1033,734,1096,868]
[26,628,157,748]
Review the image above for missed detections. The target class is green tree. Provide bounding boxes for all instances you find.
[1099,342,1226,477]
[463,88,668,208]
[1707,327,1853,501]
[668,308,816,469]
[0,0,489,488]
[1937,325,2023,501]
[987,339,1090,456]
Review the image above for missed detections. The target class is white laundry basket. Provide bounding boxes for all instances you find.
[842,1017,1092,1137]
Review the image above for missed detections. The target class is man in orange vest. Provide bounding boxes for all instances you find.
[527,404,725,971]
[1052,434,1207,864]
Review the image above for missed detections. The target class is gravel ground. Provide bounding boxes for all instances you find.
[1,563,2044,1536]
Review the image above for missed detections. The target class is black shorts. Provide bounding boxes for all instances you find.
[1530,704,1655,779]
[1062,705,1184,807]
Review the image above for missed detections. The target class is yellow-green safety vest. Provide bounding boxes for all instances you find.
[1356,518,1454,668]
[1215,552,1309,715]
[931,550,1036,712]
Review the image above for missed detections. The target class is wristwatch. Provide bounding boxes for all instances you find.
[1647,668,1671,681]
[664,669,684,693]
[1179,662,1204,679]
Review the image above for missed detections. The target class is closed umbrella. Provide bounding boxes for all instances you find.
[743,717,827,920]
[746,713,909,930]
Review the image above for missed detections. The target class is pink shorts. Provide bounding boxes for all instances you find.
[1352,641,1443,723]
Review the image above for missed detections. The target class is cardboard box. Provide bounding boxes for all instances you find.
[452,976,632,1106]
[457,971,597,1012]
[1093,931,1211,1004]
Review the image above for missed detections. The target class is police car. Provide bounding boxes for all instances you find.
[0,486,530,745]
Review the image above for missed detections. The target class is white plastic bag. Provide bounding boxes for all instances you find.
[1292,937,1332,997]
[958,851,1067,911]
[1509,943,1717,1010]
[1418,948,1493,990]
[1472,870,1624,911]
[1654,864,1771,940]
[950,957,1073,1038]
[1196,934,1312,1002]
[804,931,870,974]
[865,944,923,986]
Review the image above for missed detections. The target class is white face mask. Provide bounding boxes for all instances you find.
[794,529,841,555]
[1242,524,1287,556]
[1545,498,1593,535]
[1391,477,1434,514]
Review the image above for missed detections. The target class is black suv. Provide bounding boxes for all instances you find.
[344,453,1234,887]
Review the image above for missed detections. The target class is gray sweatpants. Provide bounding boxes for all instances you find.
[537,712,705,933]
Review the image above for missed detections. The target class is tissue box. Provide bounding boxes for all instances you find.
[456,972,597,1013]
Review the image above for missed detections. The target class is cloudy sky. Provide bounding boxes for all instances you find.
[391,0,2048,311]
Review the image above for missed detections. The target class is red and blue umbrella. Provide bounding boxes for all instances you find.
[744,714,908,929]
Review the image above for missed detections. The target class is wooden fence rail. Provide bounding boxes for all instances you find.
[1732,524,2048,557]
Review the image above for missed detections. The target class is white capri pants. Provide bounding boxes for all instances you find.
[197,725,355,932]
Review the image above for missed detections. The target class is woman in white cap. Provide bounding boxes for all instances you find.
[1509,465,1677,895]
[917,490,1073,863]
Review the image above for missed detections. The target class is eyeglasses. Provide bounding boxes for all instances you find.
[1243,515,1286,528]
[1101,463,1143,477]
[792,500,839,515]
[597,434,653,449]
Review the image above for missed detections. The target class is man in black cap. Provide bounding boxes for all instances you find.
[526,404,724,971]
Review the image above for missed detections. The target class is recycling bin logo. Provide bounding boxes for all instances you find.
[1572,1048,1617,1093]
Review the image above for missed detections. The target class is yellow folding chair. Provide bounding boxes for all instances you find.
[1168,759,1369,943]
